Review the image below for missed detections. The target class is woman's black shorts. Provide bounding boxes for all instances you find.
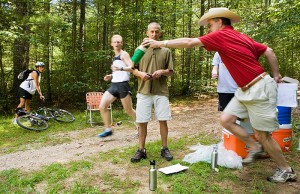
[18,87,33,100]
[107,81,132,99]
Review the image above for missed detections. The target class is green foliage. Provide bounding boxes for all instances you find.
[0,111,83,153]
[1,0,300,115]
[70,182,100,194]
[0,160,95,193]
[0,107,137,153]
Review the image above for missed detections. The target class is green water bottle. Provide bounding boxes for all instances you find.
[131,45,147,64]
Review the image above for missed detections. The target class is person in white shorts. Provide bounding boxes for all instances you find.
[131,22,174,163]
[143,8,296,183]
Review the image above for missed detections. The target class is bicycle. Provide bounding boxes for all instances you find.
[16,104,75,131]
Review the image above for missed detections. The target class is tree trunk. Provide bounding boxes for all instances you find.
[72,0,78,78]
[170,0,177,96]
[100,2,110,90]
[197,0,205,92]
[78,0,86,80]
[12,1,30,100]
[96,1,101,85]
[185,0,192,93]
[43,0,52,102]
[0,43,5,94]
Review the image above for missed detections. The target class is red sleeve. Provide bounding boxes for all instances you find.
[253,41,267,59]
[199,32,223,51]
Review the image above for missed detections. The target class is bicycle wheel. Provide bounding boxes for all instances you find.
[52,109,75,122]
[16,115,48,131]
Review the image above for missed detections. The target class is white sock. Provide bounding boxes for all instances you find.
[104,128,112,132]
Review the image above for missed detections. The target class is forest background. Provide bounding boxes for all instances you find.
[0,0,299,115]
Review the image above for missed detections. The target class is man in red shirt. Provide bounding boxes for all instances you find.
[143,7,296,183]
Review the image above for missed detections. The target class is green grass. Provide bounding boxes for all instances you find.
[0,100,300,193]
[0,109,136,153]
[0,134,300,193]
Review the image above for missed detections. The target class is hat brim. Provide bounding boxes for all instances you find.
[199,9,240,26]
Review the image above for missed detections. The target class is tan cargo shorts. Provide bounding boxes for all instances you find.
[223,75,279,132]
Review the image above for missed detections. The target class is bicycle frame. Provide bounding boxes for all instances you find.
[35,106,75,123]
[35,107,56,120]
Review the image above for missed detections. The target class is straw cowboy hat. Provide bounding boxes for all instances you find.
[199,7,240,26]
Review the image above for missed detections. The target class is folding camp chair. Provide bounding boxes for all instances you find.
[85,92,112,127]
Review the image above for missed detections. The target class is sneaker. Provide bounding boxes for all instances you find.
[16,108,26,116]
[12,118,17,125]
[131,148,147,163]
[267,168,297,183]
[242,149,264,164]
[97,130,113,138]
[256,150,269,159]
[161,147,173,161]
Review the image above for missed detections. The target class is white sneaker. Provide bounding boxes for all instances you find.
[267,168,297,183]
[12,118,17,124]
[242,149,264,164]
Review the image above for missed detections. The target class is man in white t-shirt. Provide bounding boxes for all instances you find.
[212,52,238,111]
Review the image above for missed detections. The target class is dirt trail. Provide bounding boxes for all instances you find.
[0,98,220,172]
[1,97,299,193]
